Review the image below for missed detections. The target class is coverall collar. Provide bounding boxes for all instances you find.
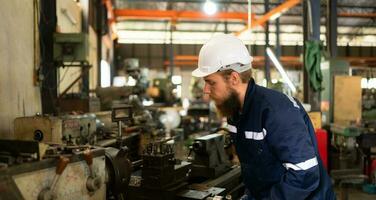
[229,78,256,123]
[241,78,256,116]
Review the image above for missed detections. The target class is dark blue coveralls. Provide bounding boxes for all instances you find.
[227,79,336,200]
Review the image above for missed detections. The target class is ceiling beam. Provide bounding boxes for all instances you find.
[118,0,376,9]
[235,0,301,36]
[117,29,376,37]
[115,9,255,21]
[117,19,376,27]
[338,12,376,18]
[165,55,376,68]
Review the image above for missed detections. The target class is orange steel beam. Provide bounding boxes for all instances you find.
[235,0,301,36]
[173,55,300,62]
[252,0,301,28]
[165,55,302,69]
[167,55,376,68]
[114,9,254,21]
[338,13,376,18]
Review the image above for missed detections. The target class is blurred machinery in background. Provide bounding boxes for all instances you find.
[53,33,97,114]
[190,77,204,101]
[330,122,376,194]
[14,114,97,145]
[181,101,221,136]
[147,77,178,106]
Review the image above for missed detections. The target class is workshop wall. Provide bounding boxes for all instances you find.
[0,0,41,138]
[56,0,83,94]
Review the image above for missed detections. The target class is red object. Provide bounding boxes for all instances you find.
[371,160,376,175]
[315,129,328,170]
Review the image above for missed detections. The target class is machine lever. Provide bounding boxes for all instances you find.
[38,156,70,200]
[84,149,102,193]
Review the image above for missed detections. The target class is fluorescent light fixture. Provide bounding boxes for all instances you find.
[203,0,217,16]
[100,60,111,88]
[113,76,126,87]
[266,47,297,93]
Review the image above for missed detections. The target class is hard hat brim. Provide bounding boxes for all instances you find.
[192,67,215,77]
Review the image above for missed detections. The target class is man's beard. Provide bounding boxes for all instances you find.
[215,88,241,118]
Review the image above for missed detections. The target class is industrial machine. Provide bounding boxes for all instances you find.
[0,140,106,200]
[0,139,133,200]
[127,140,192,200]
[14,114,97,145]
[53,33,92,114]
[190,133,232,179]
[127,133,243,200]
[330,123,376,196]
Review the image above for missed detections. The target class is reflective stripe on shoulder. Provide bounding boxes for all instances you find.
[283,157,318,171]
[286,94,300,109]
[227,124,237,133]
[245,128,267,140]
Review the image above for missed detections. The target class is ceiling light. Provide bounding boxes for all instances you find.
[266,47,297,93]
[203,0,217,16]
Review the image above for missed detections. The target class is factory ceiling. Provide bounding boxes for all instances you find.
[111,0,376,46]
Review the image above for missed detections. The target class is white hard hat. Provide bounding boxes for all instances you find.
[192,33,252,77]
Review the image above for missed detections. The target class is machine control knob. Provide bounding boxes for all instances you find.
[38,189,55,200]
[86,176,102,192]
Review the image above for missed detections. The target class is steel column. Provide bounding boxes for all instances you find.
[276,7,281,59]
[327,0,337,57]
[303,0,321,110]
[40,0,57,114]
[264,0,271,83]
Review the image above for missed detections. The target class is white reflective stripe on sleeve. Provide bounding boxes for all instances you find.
[283,157,318,171]
[286,94,300,109]
[244,128,267,140]
[227,124,237,133]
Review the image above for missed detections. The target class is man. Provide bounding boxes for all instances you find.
[192,34,335,200]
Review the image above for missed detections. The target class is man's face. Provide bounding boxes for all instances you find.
[203,73,241,117]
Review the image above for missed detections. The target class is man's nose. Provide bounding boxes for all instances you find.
[203,83,211,94]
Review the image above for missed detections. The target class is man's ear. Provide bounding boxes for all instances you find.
[230,71,241,86]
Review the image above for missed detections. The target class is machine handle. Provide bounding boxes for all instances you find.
[83,149,93,166]
[56,156,70,175]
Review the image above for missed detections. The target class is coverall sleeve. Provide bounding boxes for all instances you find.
[264,105,320,200]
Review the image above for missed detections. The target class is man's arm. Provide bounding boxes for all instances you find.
[264,106,320,200]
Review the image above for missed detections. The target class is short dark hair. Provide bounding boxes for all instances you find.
[219,69,252,83]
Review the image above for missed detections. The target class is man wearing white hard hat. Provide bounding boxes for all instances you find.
[192,34,335,200]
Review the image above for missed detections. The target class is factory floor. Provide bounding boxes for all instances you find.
[334,187,376,200]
